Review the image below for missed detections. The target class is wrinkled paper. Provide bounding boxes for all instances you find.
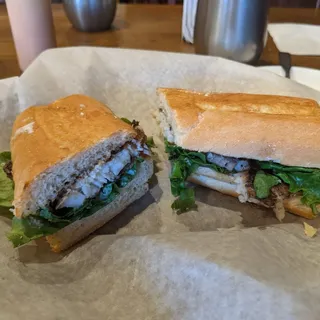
[1,48,320,319]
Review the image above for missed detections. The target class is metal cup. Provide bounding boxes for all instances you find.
[194,0,269,64]
[63,0,117,32]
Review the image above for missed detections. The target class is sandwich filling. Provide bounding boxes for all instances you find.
[165,140,320,216]
[53,139,150,211]
[0,120,153,247]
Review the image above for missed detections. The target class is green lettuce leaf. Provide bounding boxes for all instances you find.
[0,152,11,163]
[7,160,142,247]
[259,161,315,173]
[256,161,320,214]
[165,140,228,213]
[171,188,197,212]
[253,171,281,199]
[0,152,14,208]
[7,215,62,248]
[276,171,320,208]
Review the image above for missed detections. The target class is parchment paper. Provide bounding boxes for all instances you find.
[268,23,320,56]
[1,48,320,319]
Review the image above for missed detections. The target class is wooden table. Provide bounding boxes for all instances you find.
[0,4,319,79]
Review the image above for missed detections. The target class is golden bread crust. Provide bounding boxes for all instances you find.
[11,94,136,211]
[283,197,319,220]
[158,88,320,168]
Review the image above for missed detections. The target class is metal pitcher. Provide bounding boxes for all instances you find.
[63,0,117,32]
[194,0,269,64]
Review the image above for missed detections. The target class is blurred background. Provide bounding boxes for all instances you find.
[46,0,318,7]
[1,0,317,6]
[0,0,319,6]
[0,0,319,77]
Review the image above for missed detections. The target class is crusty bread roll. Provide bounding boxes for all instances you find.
[11,94,138,218]
[157,88,320,219]
[157,88,320,168]
[10,94,153,251]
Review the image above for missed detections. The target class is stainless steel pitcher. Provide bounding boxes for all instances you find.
[63,0,117,32]
[194,0,269,64]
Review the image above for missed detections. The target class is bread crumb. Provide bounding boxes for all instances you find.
[303,222,317,238]
[80,104,86,108]
[80,112,84,116]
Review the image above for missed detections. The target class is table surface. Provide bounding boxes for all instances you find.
[0,4,319,79]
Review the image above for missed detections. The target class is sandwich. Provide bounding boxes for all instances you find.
[0,94,153,252]
[157,88,320,219]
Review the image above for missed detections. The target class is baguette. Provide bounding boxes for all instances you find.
[158,88,320,168]
[9,94,153,251]
[11,94,137,218]
[158,88,320,219]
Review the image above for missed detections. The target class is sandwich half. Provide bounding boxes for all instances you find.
[157,88,320,219]
[6,94,153,252]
